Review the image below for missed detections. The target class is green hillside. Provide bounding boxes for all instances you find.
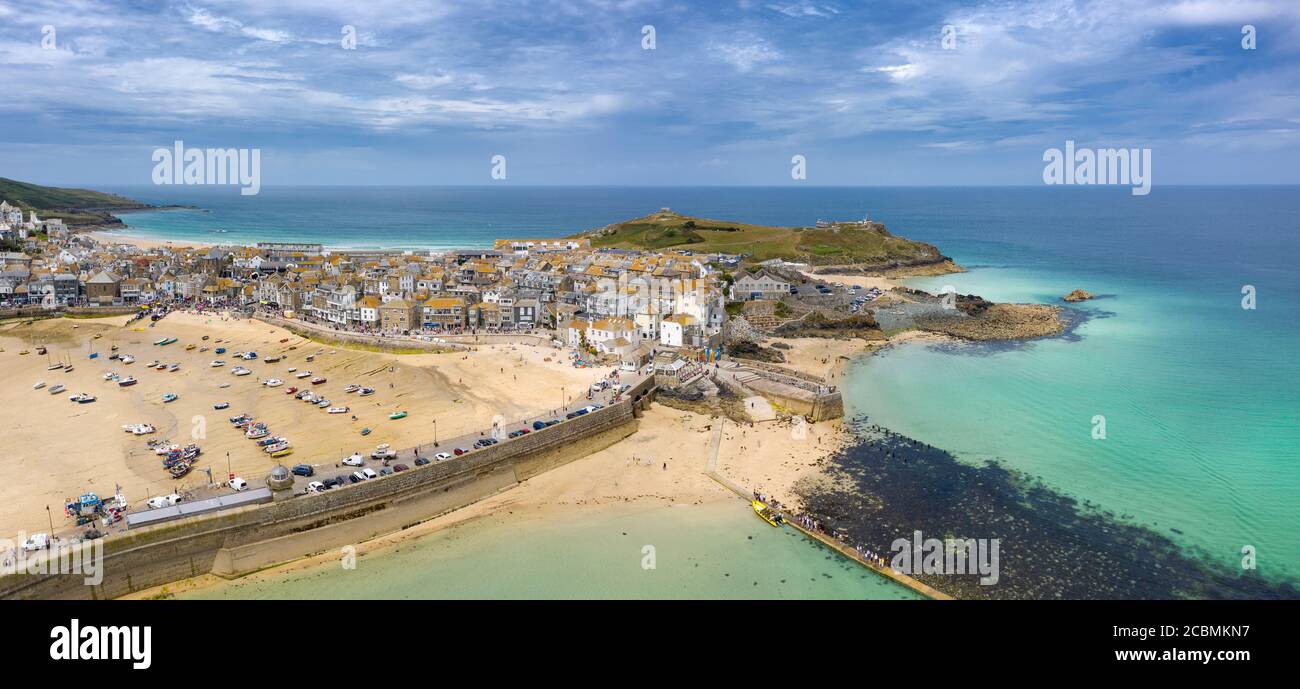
[577,209,948,267]
[0,177,147,225]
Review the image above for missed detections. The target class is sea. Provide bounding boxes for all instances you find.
[105,185,1300,599]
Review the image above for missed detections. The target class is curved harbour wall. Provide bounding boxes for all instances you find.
[0,378,657,600]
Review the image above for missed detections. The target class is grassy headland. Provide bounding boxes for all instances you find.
[575,209,951,270]
[0,177,158,226]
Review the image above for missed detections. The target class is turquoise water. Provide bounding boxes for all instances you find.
[843,191,1299,584]
[115,185,1298,594]
[182,503,922,599]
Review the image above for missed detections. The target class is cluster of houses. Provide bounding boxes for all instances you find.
[0,205,732,364]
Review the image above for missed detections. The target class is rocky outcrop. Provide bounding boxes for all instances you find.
[1063,289,1094,302]
[917,303,1065,341]
[773,311,886,341]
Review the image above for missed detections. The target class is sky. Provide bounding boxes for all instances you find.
[0,0,1298,186]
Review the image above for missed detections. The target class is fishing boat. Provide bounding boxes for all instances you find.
[47,362,64,371]
[246,427,270,440]
[215,347,226,354]
[327,406,349,414]
[33,381,45,390]
[18,350,29,355]
[285,386,298,395]
[168,363,180,372]
[232,367,251,376]
[295,371,311,379]
[161,393,178,403]
[359,388,375,396]
[202,335,210,341]
[36,345,47,355]
[264,355,281,363]
[48,384,66,394]
[103,372,119,381]
[263,378,283,387]
[185,344,196,351]
[210,360,225,367]
[270,447,294,459]
[169,462,192,479]
[311,377,326,385]
[120,355,135,364]
[69,393,96,404]
[199,346,209,353]
[389,411,408,420]
[316,399,331,408]
[344,384,360,393]
[305,355,315,363]
[93,333,102,340]
[360,428,371,436]
[110,344,119,351]
[153,337,168,346]
[256,436,286,447]
[264,441,290,453]
[751,500,781,527]
[214,402,230,410]
[154,363,167,371]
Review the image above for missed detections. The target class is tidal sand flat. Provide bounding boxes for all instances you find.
[0,312,612,537]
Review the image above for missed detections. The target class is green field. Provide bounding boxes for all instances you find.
[577,210,943,266]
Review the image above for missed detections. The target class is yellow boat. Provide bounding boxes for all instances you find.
[751,500,780,527]
[271,448,294,458]
[185,344,196,351]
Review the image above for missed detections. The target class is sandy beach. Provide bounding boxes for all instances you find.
[125,401,851,598]
[0,312,612,538]
[85,230,216,251]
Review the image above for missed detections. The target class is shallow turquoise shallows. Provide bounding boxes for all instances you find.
[182,503,923,599]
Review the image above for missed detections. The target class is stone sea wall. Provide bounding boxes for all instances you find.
[0,377,657,600]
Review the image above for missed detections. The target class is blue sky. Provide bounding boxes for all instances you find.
[1,0,1298,186]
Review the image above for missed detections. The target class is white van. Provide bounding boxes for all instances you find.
[228,477,248,491]
[146,493,183,509]
[22,533,50,551]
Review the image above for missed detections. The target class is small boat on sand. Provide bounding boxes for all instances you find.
[389,411,408,420]
[47,362,64,371]
[33,381,45,390]
[118,376,137,387]
[344,384,360,393]
[311,377,326,385]
[161,393,178,403]
[48,384,66,394]
[69,393,96,404]
[120,355,135,364]
[270,447,294,459]
[359,388,375,396]
[327,406,349,414]
[360,428,371,436]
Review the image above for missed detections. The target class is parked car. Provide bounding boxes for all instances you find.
[292,464,315,477]
[306,481,326,494]
[146,493,182,509]
[392,464,410,472]
[349,472,364,484]
[533,420,548,430]
[508,430,524,439]
[360,468,379,480]
[380,467,393,476]
[453,447,470,456]
[343,453,365,467]
[414,457,430,466]
[434,452,452,461]
[370,444,397,460]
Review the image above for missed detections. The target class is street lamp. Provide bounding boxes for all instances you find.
[433,419,439,447]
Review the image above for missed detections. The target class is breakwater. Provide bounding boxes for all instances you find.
[0,377,657,600]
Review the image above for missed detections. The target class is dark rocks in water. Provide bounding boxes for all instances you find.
[1063,289,1095,302]
[799,425,1300,600]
